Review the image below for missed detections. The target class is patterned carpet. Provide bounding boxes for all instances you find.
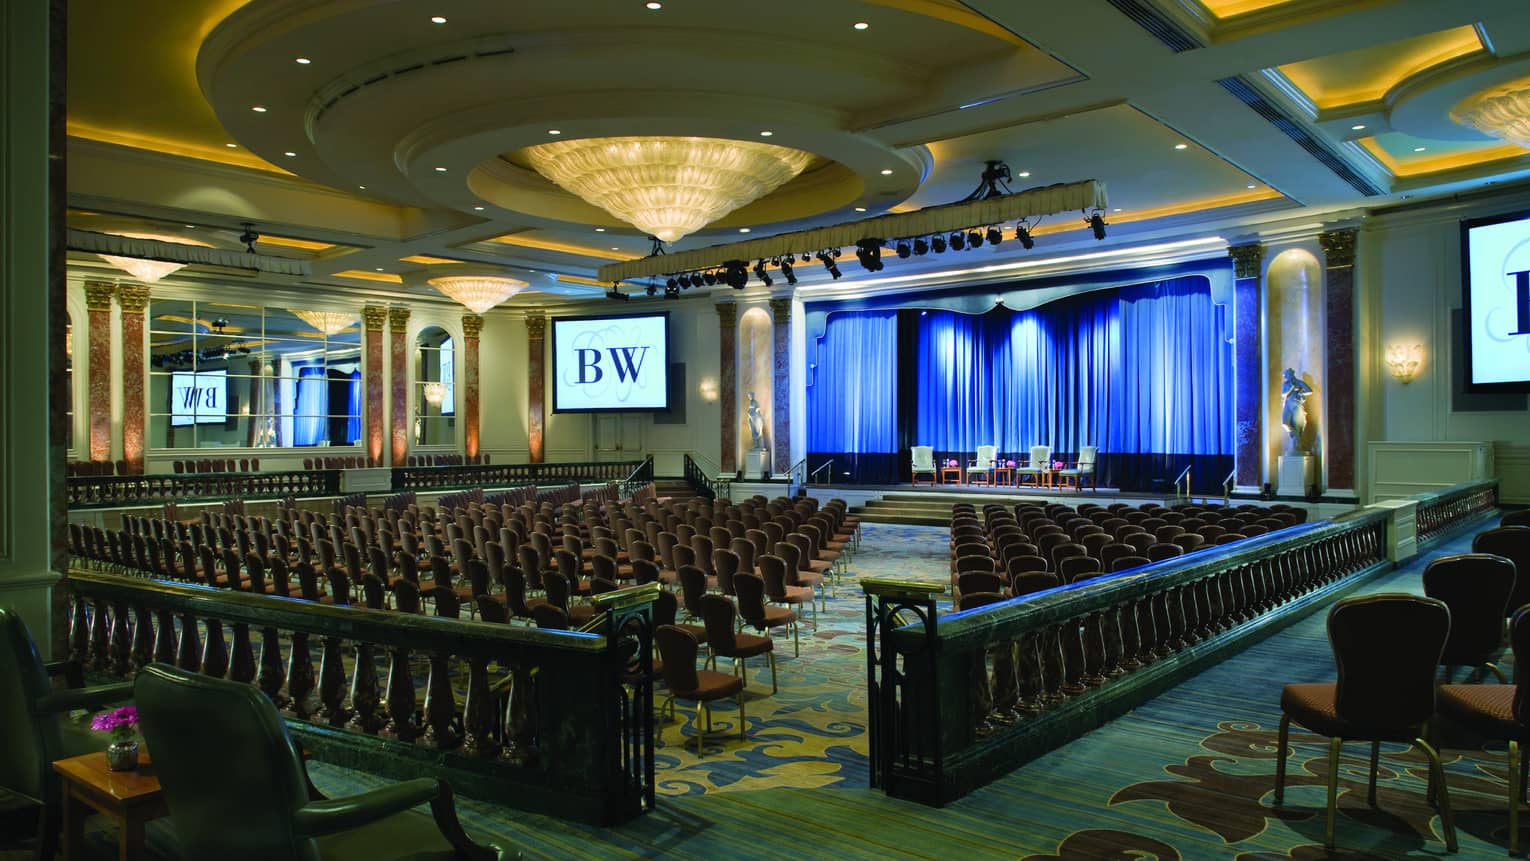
[13,522,1524,860]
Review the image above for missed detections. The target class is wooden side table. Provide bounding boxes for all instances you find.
[939,466,962,485]
[53,749,167,861]
[992,466,1014,486]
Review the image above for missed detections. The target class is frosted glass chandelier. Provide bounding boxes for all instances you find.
[1453,79,1530,148]
[289,310,355,337]
[422,381,447,406]
[99,232,211,283]
[426,275,528,314]
[524,136,815,242]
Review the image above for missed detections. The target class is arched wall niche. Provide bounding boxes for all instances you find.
[1265,248,1324,480]
[738,306,773,471]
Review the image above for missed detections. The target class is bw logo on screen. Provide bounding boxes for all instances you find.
[563,325,657,404]
[573,346,650,386]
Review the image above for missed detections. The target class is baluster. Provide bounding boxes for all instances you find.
[346,641,383,734]
[991,639,1020,720]
[201,618,229,678]
[1164,589,1188,650]
[70,595,91,662]
[258,627,288,706]
[108,601,132,675]
[1133,598,1158,665]
[971,645,996,736]
[1118,601,1143,671]
[130,605,154,670]
[420,653,461,749]
[153,609,176,664]
[1100,606,1126,677]
[1150,593,1173,657]
[1207,574,1229,632]
[176,611,202,672]
[89,598,111,670]
[1039,626,1067,705]
[1081,613,1108,686]
[460,657,501,757]
[1060,619,1088,694]
[229,623,256,683]
[1014,632,1045,714]
[1192,579,1214,639]
[283,631,317,717]
[380,646,419,741]
[316,636,350,726]
[1234,566,1256,621]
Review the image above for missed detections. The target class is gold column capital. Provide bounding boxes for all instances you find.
[1227,243,1265,279]
[84,281,116,311]
[387,306,411,334]
[525,312,547,340]
[1320,229,1356,268]
[716,302,737,330]
[362,305,389,332]
[768,297,791,325]
[115,283,151,314]
[461,314,484,338]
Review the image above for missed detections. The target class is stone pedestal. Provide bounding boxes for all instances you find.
[745,448,770,480]
[1277,455,1315,498]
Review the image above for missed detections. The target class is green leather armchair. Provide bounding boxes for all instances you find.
[134,663,517,861]
[0,606,133,860]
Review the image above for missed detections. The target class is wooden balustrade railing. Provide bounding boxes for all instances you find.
[394,460,643,491]
[865,478,1499,806]
[66,569,658,824]
[67,470,343,509]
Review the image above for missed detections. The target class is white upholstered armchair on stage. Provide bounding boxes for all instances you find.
[911,446,936,486]
[1015,445,1052,487]
[1058,445,1098,491]
[966,445,998,485]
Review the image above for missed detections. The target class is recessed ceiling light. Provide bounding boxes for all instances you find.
[738,228,751,233]
[184,224,196,228]
[547,129,562,135]
[294,57,311,65]
[611,246,620,250]
[375,268,384,272]
[853,21,870,30]
[854,207,867,212]
[1351,124,1366,131]
[430,15,447,24]
[434,166,447,172]
[358,185,366,190]
[473,205,485,211]
[1113,208,1122,212]
[880,168,894,175]
[1017,171,1031,178]
[1174,143,1188,150]
[1246,183,1257,189]
[283,151,297,157]
[646,1,662,8]
[226,143,238,148]
[251,105,268,113]
[759,130,773,137]
[595,228,606,232]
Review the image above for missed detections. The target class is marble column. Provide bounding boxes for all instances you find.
[83,281,114,463]
[1321,229,1357,493]
[1228,244,1264,489]
[115,284,149,474]
[769,297,792,476]
[526,313,546,464]
[461,314,483,462]
[362,306,387,465]
[388,307,411,466]
[717,303,737,474]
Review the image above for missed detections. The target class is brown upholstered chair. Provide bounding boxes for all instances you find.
[655,625,745,755]
[1473,527,1530,616]
[1503,511,1530,528]
[956,571,1005,600]
[759,553,816,628]
[699,593,776,693]
[1437,605,1530,854]
[735,572,798,656]
[1422,552,1515,683]
[1060,555,1103,583]
[1110,555,1150,573]
[531,603,569,630]
[1145,543,1182,562]
[542,572,595,627]
[1010,571,1060,597]
[1274,593,1456,853]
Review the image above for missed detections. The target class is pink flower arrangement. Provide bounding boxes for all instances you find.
[90,706,139,743]
[946,459,958,468]
[1005,459,1017,468]
[1052,460,1065,470]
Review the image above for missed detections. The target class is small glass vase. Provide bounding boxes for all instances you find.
[105,740,140,772]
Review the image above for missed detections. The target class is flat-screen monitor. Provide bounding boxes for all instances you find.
[169,370,227,426]
[1462,209,1530,392]
[551,312,669,412]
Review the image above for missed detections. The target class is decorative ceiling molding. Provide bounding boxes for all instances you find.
[598,180,1107,283]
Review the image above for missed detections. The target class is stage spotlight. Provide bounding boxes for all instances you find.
[780,258,797,285]
[801,252,813,263]
[753,259,773,287]
[1015,224,1035,250]
[913,237,929,256]
[949,231,965,251]
[965,230,981,249]
[677,274,691,289]
[646,284,657,296]
[720,260,749,289]
[854,238,884,272]
[986,226,1003,246]
[816,251,842,279]
[896,240,911,259]
[698,270,714,286]
[605,288,629,301]
[666,277,677,291]
[931,235,947,253]
[1088,211,1107,240]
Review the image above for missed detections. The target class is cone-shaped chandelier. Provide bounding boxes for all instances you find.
[427,275,528,314]
[525,136,815,242]
[1453,77,1530,148]
[289,310,355,337]
[100,232,212,283]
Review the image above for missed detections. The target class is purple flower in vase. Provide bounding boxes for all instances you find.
[90,705,139,743]
[1005,459,1017,468]
[1052,460,1064,470]
[946,459,958,468]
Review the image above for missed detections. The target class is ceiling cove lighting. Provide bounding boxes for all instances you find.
[427,274,529,313]
[524,136,814,243]
[98,233,212,283]
[1452,80,1530,148]
[289,310,355,337]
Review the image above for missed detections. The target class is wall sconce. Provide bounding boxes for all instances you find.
[1385,343,1423,384]
[698,376,720,402]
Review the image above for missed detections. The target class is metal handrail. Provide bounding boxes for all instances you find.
[1222,469,1237,505]
[789,456,808,485]
[808,459,835,484]
[622,455,653,488]
[682,454,717,500]
[1173,465,1192,503]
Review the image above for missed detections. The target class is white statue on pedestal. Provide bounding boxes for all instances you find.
[1280,368,1314,454]
[747,392,766,451]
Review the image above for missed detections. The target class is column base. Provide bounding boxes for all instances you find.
[1276,455,1316,497]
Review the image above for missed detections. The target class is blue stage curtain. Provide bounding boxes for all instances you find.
[914,276,1231,491]
[807,310,899,482]
[293,366,327,447]
[346,370,362,444]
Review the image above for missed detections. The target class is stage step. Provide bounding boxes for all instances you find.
[654,480,698,502]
